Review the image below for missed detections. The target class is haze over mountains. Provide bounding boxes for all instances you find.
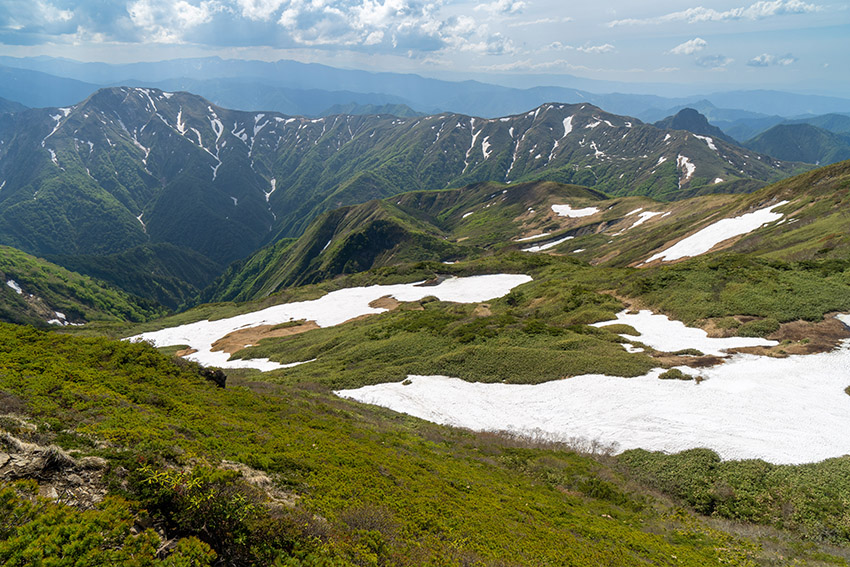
[2,56,850,131]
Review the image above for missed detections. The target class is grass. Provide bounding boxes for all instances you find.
[0,322,792,566]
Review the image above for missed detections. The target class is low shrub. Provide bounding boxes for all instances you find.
[738,317,780,338]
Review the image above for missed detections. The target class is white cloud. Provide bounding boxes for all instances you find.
[128,0,222,42]
[475,0,526,15]
[507,16,572,27]
[609,0,821,26]
[747,53,798,66]
[577,43,614,54]
[668,37,707,55]
[235,0,287,21]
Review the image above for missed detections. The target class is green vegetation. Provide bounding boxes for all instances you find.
[619,449,850,546]
[0,323,799,565]
[0,244,161,325]
[47,243,223,310]
[658,368,694,380]
[622,255,850,325]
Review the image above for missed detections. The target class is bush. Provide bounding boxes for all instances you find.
[738,317,780,338]
[659,369,694,381]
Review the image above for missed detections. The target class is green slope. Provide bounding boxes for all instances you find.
[201,180,604,303]
[47,243,223,310]
[0,245,162,325]
[1,324,846,565]
[745,124,850,165]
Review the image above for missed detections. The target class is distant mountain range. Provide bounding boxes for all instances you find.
[2,56,850,122]
[0,87,805,308]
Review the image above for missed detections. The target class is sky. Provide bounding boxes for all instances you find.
[0,0,847,95]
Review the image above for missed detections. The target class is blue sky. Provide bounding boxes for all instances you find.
[0,0,847,95]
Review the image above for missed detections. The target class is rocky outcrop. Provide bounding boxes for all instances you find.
[0,429,108,507]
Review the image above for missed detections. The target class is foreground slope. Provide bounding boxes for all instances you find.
[2,325,847,565]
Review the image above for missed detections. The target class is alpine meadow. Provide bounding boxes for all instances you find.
[1,1,850,565]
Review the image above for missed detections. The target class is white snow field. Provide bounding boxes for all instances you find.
[129,274,532,371]
[592,310,777,356]
[551,204,599,217]
[337,313,850,464]
[644,201,789,263]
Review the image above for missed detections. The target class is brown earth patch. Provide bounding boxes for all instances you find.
[472,304,492,317]
[175,347,198,357]
[730,316,850,357]
[210,321,320,355]
[369,295,401,310]
[651,354,726,369]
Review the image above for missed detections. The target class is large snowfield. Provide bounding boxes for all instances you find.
[338,313,850,465]
[129,274,533,370]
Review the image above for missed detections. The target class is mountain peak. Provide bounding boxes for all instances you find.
[654,107,736,145]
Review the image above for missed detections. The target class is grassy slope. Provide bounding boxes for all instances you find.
[46,242,224,310]
[0,244,162,325]
[1,324,846,565]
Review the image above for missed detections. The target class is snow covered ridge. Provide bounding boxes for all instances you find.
[128,274,532,371]
[337,313,850,465]
[644,201,789,264]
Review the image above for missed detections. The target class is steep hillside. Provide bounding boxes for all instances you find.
[47,243,223,310]
[0,96,25,115]
[745,123,850,165]
[201,181,606,302]
[0,245,160,325]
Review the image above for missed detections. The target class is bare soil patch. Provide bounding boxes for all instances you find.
[175,347,198,357]
[369,295,401,310]
[211,321,320,355]
[732,316,850,357]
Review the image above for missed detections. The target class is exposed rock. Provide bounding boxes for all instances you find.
[0,429,108,509]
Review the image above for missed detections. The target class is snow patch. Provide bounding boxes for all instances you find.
[336,312,850,464]
[677,155,695,186]
[129,274,532,371]
[694,134,717,151]
[462,212,474,219]
[6,280,23,294]
[644,201,789,263]
[551,204,599,218]
[514,232,552,242]
[562,116,573,137]
[522,235,574,252]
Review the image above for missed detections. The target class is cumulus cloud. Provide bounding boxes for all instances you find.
[696,54,734,68]
[668,37,707,55]
[474,0,526,15]
[128,0,223,42]
[0,0,517,58]
[609,0,820,26]
[747,53,798,66]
